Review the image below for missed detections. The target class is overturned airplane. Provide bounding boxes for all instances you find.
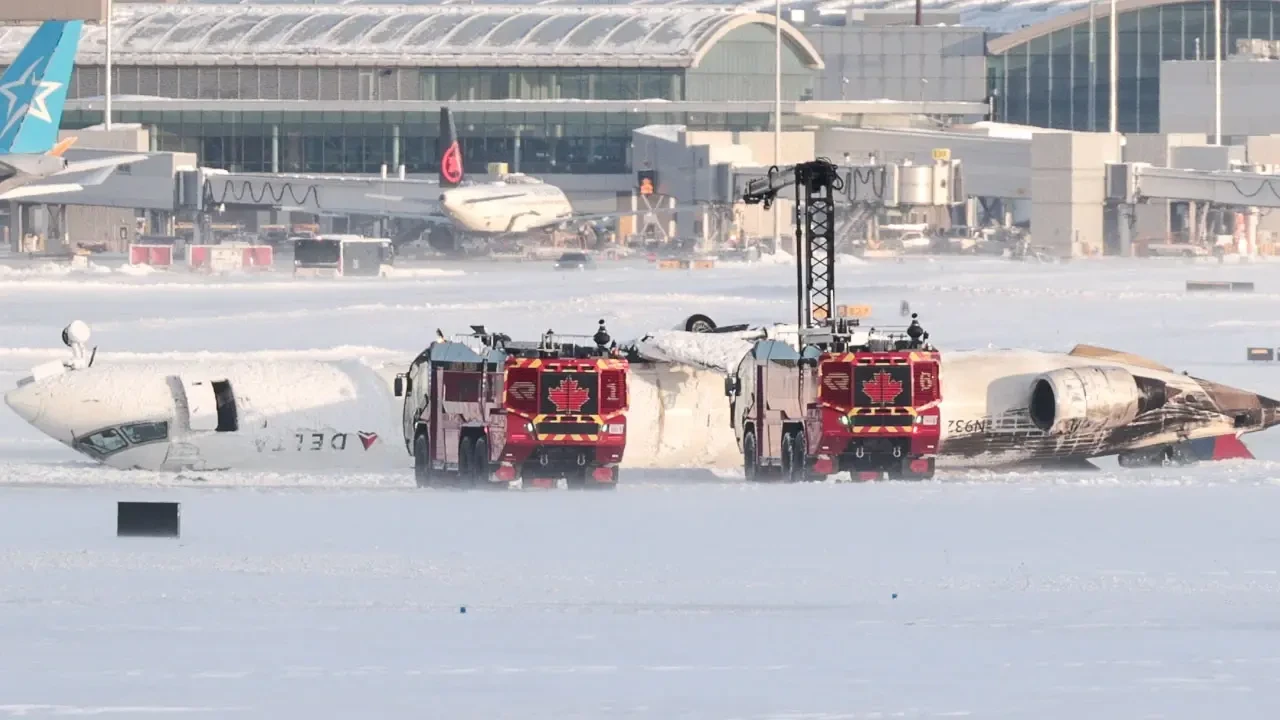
[4,317,1276,475]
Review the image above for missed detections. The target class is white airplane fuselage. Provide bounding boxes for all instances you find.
[4,359,409,472]
[439,179,575,234]
[6,333,1276,474]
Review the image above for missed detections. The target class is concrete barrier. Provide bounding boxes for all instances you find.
[658,258,715,270]
[188,244,273,273]
[128,244,174,268]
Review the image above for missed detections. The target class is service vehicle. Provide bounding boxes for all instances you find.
[395,322,630,489]
[728,158,942,481]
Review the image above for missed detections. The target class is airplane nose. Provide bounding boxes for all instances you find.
[4,383,44,426]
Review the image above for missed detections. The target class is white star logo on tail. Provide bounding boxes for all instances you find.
[0,60,62,141]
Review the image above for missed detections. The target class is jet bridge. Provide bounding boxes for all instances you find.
[188,169,445,220]
[1107,163,1280,208]
[1106,162,1280,253]
[730,158,964,247]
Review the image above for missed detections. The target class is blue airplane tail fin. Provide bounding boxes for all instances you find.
[0,20,83,155]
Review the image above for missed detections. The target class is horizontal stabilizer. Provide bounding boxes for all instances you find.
[0,182,83,200]
[1067,344,1173,373]
[58,154,149,176]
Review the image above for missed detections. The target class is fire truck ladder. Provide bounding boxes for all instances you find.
[741,159,845,330]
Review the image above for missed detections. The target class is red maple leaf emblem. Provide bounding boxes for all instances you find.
[441,142,463,185]
[861,371,904,405]
[548,378,590,413]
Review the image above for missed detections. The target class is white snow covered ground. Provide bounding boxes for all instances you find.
[2,254,1280,717]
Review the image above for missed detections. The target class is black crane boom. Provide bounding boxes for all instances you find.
[741,159,844,330]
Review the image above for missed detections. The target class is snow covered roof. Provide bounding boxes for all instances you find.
[782,0,1097,36]
[162,0,1101,36]
[0,3,824,69]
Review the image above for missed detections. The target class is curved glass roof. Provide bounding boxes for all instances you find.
[166,0,1097,35]
[0,4,824,69]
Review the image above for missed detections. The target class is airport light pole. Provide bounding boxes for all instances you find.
[105,0,112,131]
[773,0,782,254]
[1214,0,1222,144]
[1088,0,1096,131]
[1108,0,1117,133]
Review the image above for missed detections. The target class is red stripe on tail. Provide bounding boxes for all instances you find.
[1211,434,1255,461]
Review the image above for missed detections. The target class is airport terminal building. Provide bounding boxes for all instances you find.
[988,0,1280,134]
[6,2,831,176]
[5,0,1280,171]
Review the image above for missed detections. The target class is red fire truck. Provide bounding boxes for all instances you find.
[395,322,629,489]
[732,158,942,481]
[725,315,941,481]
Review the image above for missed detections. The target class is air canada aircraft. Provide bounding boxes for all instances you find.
[5,317,1277,474]
[371,108,685,243]
[0,20,147,201]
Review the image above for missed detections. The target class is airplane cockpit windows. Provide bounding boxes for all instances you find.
[76,428,128,456]
[121,421,169,445]
[75,422,171,458]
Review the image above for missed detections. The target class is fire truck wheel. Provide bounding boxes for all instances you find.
[780,431,795,482]
[458,436,475,487]
[472,436,490,485]
[413,431,432,488]
[742,429,759,481]
[787,429,807,484]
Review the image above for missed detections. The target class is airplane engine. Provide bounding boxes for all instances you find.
[1028,366,1164,435]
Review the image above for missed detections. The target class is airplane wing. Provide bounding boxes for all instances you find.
[558,206,692,224]
[0,160,140,200]
[57,154,149,176]
[364,192,695,222]
[1067,344,1174,373]
[0,183,85,201]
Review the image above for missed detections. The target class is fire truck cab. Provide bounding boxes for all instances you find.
[725,314,941,482]
[395,322,629,489]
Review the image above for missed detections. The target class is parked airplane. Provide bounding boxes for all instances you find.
[373,108,683,244]
[4,317,1277,475]
[0,20,147,201]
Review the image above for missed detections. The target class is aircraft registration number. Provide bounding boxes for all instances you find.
[946,418,989,434]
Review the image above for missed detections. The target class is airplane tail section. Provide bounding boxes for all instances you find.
[438,107,464,188]
[0,20,82,155]
[1181,433,1256,462]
